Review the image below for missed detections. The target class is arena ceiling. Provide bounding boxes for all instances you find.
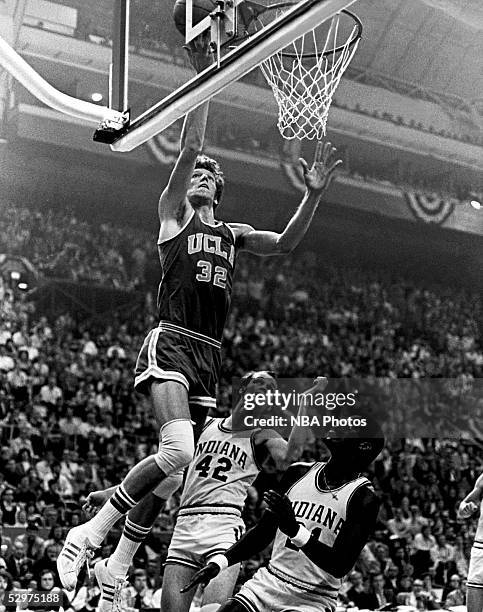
[343,0,483,107]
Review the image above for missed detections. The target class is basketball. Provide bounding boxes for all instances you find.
[173,0,217,36]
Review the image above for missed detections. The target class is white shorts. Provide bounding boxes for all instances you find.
[467,542,483,590]
[166,512,245,569]
[232,567,337,612]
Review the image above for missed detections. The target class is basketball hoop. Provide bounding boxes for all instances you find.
[253,6,362,140]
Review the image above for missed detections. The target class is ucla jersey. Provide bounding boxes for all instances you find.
[269,463,370,597]
[178,417,262,519]
[157,212,236,342]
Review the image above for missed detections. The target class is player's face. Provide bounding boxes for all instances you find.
[187,168,217,207]
[244,372,277,395]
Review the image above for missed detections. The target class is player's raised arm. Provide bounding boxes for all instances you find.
[158,35,213,226]
[457,473,483,519]
[230,142,342,255]
[261,377,328,472]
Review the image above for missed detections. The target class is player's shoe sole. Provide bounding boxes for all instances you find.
[94,559,126,612]
[57,526,95,591]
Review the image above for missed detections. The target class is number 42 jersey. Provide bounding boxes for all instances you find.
[178,417,262,519]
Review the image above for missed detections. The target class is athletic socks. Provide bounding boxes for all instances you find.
[87,485,137,548]
[107,518,151,578]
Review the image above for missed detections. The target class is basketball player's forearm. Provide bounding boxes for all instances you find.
[461,477,483,504]
[284,381,323,466]
[282,415,309,469]
[180,100,210,154]
[225,520,276,566]
[277,190,321,252]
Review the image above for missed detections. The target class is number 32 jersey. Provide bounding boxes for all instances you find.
[157,212,236,343]
[178,417,262,519]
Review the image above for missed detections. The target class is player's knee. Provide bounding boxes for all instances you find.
[152,469,183,499]
[154,419,194,475]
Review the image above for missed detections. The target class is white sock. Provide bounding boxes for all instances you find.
[86,485,137,547]
[199,605,221,612]
[107,518,151,578]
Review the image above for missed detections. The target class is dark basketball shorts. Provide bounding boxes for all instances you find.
[134,321,221,411]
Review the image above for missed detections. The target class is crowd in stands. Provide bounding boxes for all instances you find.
[0,203,150,289]
[0,211,481,608]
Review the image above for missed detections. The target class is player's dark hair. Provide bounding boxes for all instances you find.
[195,154,224,208]
[325,414,385,469]
[349,416,385,468]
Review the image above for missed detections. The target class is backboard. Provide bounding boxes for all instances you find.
[96,0,358,151]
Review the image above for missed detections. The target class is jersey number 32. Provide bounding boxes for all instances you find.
[196,260,227,289]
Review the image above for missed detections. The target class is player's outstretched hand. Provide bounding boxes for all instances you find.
[180,562,220,593]
[299,141,342,193]
[184,31,214,73]
[264,490,298,538]
[82,489,111,517]
[457,500,478,519]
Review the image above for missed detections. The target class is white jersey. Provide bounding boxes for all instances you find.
[178,417,262,519]
[269,462,371,598]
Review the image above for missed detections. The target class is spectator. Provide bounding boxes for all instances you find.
[29,569,73,612]
[366,573,393,608]
[412,524,437,575]
[345,570,373,609]
[444,575,466,607]
[122,569,156,610]
[0,491,18,526]
[387,507,412,540]
[16,522,45,561]
[5,541,32,582]
[431,534,456,585]
[39,377,62,407]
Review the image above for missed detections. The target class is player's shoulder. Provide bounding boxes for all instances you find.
[227,222,255,240]
[158,208,195,245]
[201,416,219,432]
[349,479,380,512]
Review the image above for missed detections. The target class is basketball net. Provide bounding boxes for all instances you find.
[260,12,360,140]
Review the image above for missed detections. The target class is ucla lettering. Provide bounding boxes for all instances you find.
[187,233,235,267]
[187,233,203,254]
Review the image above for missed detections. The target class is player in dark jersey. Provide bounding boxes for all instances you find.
[183,419,384,612]
[58,33,342,596]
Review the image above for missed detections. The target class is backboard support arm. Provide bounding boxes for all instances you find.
[110,0,130,112]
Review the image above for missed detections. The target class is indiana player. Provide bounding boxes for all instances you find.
[81,373,327,612]
[161,373,327,612]
[183,419,384,612]
[58,32,342,592]
[457,472,483,612]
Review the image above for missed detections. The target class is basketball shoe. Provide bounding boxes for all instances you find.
[57,525,96,590]
[94,559,126,612]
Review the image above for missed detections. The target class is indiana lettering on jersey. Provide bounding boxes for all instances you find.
[292,499,345,535]
[195,439,248,470]
[188,233,235,267]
